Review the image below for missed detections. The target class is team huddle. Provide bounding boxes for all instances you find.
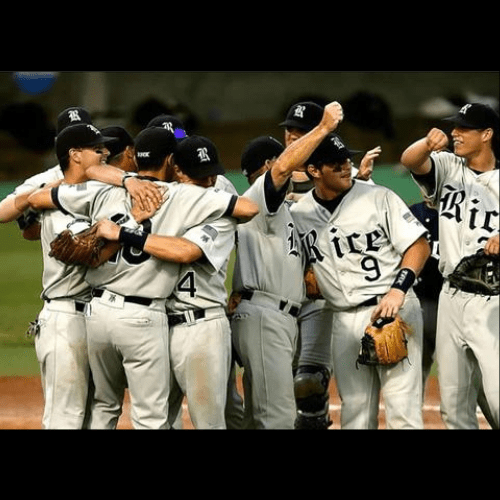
[0,98,498,430]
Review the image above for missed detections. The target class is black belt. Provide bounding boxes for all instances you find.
[357,296,378,308]
[168,309,206,327]
[46,299,86,313]
[92,288,153,307]
[240,290,301,318]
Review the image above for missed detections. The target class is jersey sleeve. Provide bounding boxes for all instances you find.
[178,184,238,229]
[382,190,428,255]
[182,217,236,274]
[52,181,110,220]
[243,170,288,216]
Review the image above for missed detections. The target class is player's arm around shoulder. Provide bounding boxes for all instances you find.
[93,218,203,265]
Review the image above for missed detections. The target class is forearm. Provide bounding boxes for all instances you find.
[0,196,26,223]
[85,164,130,187]
[400,139,434,175]
[271,123,332,189]
[398,237,431,279]
[117,226,203,264]
[143,234,203,264]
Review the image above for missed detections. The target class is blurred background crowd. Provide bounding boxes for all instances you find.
[0,71,498,184]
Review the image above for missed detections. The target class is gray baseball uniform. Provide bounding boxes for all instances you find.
[54,178,238,429]
[35,206,92,429]
[166,175,238,429]
[231,170,304,429]
[291,180,427,429]
[412,151,499,429]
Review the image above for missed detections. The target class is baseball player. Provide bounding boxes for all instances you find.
[229,101,344,429]
[410,198,497,428]
[31,126,258,429]
[17,123,118,429]
[409,199,442,392]
[290,130,431,429]
[146,114,188,140]
[280,100,380,429]
[100,125,137,172]
[0,107,92,238]
[0,108,160,238]
[400,102,499,429]
[157,135,243,429]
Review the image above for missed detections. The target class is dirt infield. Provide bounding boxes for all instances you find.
[0,375,490,430]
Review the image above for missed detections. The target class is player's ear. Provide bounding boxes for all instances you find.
[482,128,493,143]
[306,164,320,180]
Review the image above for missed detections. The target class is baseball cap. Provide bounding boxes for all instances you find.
[55,123,118,163]
[240,136,284,177]
[100,126,134,160]
[307,133,362,166]
[444,103,500,131]
[134,126,177,167]
[279,101,324,132]
[174,135,225,179]
[56,106,92,134]
[146,114,187,140]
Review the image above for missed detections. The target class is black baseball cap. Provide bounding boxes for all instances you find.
[56,106,92,134]
[307,133,362,166]
[174,135,225,179]
[444,103,500,131]
[240,136,284,177]
[134,126,177,167]
[146,114,187,140]
[279,101,324,132]
[100,126,134,160]
[55,123,118,163]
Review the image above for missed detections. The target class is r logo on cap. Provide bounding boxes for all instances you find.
[460,104,472,115]
[294,105,306,118]
[197,147,211,163]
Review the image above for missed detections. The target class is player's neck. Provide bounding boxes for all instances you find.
[465,148,496,173]
[314,183,347,201]
[63,164,88,184]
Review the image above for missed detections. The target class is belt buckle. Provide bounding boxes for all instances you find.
[184,310,198,326]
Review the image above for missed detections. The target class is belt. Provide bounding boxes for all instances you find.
[357,296,378,308]
[168,309,206,327]
[240,290,301,318]
[92,288,153,307]
[45,299,86,313]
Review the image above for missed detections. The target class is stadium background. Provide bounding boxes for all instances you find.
[0,71,497,428]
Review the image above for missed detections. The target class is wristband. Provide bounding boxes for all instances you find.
[121,173,135,188]
[119,227,148,251]
[391,268,416,294]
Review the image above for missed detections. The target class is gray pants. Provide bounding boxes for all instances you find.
[231,292,299,429]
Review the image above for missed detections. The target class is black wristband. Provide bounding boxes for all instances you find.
[119,227,148,251]
[121,173,135,188]
[391,268,416,294]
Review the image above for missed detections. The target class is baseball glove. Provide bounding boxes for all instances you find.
[49,220,105,268]
[357,315,412,367]
[304,266,324,300]
[448,250,499,296]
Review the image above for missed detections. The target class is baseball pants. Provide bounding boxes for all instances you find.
[85,291,170,430]
[295,299,334,370]
[435,282,499,429]
[35,299,92,429]
[331,291,424,429]
[168,307,232,429]
[231,292,300,429]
